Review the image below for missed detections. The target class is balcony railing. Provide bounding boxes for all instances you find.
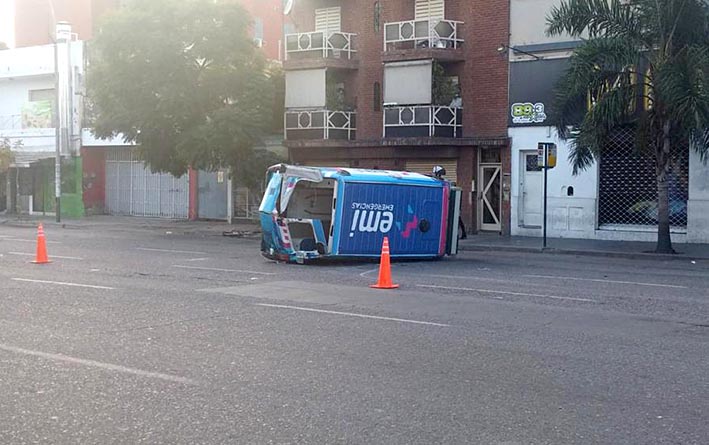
[384,19,463,51]
[0,113,57,131]
[285,31,357,61]
[383,105,462,138]
[285,109,356,141]
[0,114,23,130]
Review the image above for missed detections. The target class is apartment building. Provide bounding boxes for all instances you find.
[507,0,709,243]
[282,0,510,233]
[0,24,85,217]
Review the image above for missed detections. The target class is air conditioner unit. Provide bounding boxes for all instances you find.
[254,38,265,48]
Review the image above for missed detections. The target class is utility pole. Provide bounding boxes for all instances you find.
[53,32,60,222]
[54,22,72,222]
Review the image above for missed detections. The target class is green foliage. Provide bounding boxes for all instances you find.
[0,138,18,172]
[88,0,275,177]
[547,0,709,252]
[235,148,286,191]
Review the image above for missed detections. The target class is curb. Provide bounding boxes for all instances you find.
[459,243,709,262]
[0,220,85,229]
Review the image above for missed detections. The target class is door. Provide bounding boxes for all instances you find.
[520,151,543,227]
[105,149,189,219]
[198,170,228,220]
[479,165,502,231]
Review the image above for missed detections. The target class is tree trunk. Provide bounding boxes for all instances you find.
[655,121,674,254]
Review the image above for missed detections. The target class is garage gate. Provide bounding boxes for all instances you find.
[105,149,189,219]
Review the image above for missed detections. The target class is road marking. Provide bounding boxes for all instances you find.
[359,268,379,277]
[523,274,687,289]
[418,273,512,284]
[416,284,597,303]
[8,252,84,260]
[11,278,115,290]
[186,257,210,262]
[3,238,61,244]
[256,303,451,327]
[173,265,276,275]
[136,247,207,255]
[0,343,197,385]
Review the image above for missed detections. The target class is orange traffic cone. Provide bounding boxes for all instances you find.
[32,223,51,264]
[370,237,398,289]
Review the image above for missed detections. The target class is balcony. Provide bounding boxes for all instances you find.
[284,31,358,70]
[285,109,356,141]
[383,105,462,139]
[383,19,463,62]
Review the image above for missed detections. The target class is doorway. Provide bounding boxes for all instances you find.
[478,148,502,232]
[520,151,543,227]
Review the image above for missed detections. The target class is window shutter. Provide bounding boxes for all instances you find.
[383,60,433,105]
[315,7,342,34]
[405,160,458,184]
[415,0,445,20]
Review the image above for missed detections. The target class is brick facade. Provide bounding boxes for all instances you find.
[285,0,511,233]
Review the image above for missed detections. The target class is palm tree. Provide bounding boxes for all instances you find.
[546,0,709,253]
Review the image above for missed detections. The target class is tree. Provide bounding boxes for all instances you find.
[0,138,17,173]
[547,0,709,253]
[88,0,275,179]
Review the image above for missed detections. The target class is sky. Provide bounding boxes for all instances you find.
[0,0,14,48]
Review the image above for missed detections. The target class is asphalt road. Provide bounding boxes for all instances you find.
[1,223,708,444]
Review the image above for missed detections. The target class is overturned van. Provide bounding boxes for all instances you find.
[259,164,461,263]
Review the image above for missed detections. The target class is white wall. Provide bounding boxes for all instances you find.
[510,126,598,238]
[509,126,693,243]
[0,41,84,157]
[687,149,709,243]
[0,77,55,117]
[510,0,571,46]
[509,0,581,61]
[0,42,83,79]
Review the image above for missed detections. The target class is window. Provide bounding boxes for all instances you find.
[253,17,264,41]
[374,2,381,32]
[373,82,381,111]
[415,0,445,20]
[598,127,688,227]
[525,154,542,172]
[315,7,341,34]
[29,89,55,102]
[283,23,296,36]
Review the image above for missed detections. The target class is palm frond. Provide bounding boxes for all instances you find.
[546,0,645,45]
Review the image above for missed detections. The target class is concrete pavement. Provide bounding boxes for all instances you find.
[460,232,709,261]
[0,222,708,443]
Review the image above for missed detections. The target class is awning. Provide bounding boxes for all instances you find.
[10,148,57,168]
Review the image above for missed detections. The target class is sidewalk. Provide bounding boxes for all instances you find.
[0,214,261,237]
[459,232,709,262]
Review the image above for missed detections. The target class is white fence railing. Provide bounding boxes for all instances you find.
[384,19,463,51]
[383,105,462,138]
[285,31,357,61]
[285,109,356,141]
